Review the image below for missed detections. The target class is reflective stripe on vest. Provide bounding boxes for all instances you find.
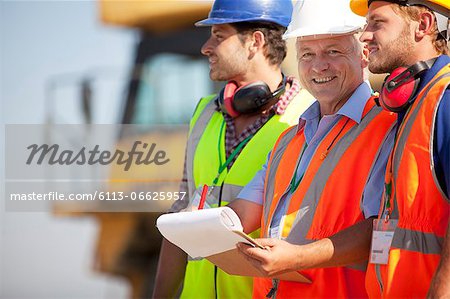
[367,64,450,299]
[186,97,301,203]
[181,94,302,299]
[391,227,444,254]
[186,98,217,198]
[255,99,396,298]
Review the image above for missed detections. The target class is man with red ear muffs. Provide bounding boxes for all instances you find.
[152,1,313,298]
[350,0,450,297]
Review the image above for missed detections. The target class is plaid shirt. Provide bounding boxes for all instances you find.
[169,77,300,212]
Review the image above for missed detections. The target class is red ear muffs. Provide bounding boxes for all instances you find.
[379,58,436,112]
[379,67,419,112]
[217,76,287,117]
[222,81,240,117]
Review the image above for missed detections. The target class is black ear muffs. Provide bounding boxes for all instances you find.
[379,58,436,112]
[217,76,286,117]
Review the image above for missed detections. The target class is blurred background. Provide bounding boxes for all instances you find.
[1,1,216,298]
[0,1,263,298]
[0,1,384,298]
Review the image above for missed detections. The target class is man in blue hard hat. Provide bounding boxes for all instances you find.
[152,0,312,298]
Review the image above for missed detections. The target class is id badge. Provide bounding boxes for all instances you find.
[370,219,398,265]
[268,215,285,239]
[269,226,280,239]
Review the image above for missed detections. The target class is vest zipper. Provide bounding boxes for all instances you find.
[266,144,306,237]
[214,182,225,299]
[265,141,305,298]
[263,148,301,298]
[375,193,389,294]
[214,265,218,299]
[375,264,384,294]
[266,279,279,298]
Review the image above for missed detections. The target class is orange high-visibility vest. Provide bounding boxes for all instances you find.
[365,64,450,298]
[254,99,396,298]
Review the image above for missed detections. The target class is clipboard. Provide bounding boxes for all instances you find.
[207,246,312,283]
[157,207,260,258]
[157,207,312,283]
[232,230,265,249]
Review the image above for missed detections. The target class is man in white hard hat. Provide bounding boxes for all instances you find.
[230,0,396,297]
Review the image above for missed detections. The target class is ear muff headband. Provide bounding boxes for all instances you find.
[379,58,436,112]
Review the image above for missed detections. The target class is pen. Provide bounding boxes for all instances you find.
[198,184,208,210]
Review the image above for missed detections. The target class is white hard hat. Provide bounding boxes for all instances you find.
[283,0,367,39]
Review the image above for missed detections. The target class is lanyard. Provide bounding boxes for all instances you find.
[383,108,410,221]
[211,120,254,186]
[288,144,308,193]
[287,117,350,194]
[383,156,394,221]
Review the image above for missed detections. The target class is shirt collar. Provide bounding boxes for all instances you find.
[419,55,450,91]
[397,55,449,122]
[297,81,372,131]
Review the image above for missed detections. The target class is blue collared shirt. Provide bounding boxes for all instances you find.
[238,81,395,235]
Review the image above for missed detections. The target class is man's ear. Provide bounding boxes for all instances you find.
[415,10,435,40]
[249,30,266,54]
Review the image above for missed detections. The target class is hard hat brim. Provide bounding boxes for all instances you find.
[195,17,290,27]
[283,27,363,39]
[350,0,370,16]
[195,17,242,27]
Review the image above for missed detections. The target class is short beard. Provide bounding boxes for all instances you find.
[209,58,247,82]
[209,70,226,81]
[368,24,415,74]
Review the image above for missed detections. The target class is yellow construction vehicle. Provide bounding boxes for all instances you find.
[87,2,214,298]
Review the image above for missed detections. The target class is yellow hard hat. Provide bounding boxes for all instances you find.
[350,0,450,17]
[350,0,450,40]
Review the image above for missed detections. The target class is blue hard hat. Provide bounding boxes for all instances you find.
[195,0,293,28]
